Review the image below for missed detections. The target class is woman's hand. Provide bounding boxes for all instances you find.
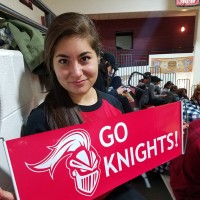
[161,94,167,98]
[0,188,14,200]
[183,121,189,130]
[116,86,126,95]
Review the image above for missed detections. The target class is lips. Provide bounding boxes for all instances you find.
[68,79,88,88]
[75,80,85,83]
[70,79,87,84]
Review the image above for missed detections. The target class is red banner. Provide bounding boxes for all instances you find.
[5,102,183,200]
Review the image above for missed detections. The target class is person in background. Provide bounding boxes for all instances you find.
[93,51,109,93]
[94,51,122,93]
[0,189,14,200]
[101,52,122,91]
[182,84,200,123]
[147,75,166,106]
[0,12,145,200]
[135,72,151,108]
[165,85,180,103]
[151,75,162,95]
[170,118,200,200]
[170,85,180,101]
[94,52,134,113]
[161,81,174,95]
[177,88,189,100]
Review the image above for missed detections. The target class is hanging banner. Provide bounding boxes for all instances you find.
[149,53,193,73]
[4,102,183,200]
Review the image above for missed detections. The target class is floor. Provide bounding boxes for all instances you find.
[160,174,176,200]
[129,171,175,200]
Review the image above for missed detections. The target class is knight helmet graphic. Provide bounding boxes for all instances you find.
[25,129,101,196]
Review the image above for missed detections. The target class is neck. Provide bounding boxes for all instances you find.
[70,88,97,106]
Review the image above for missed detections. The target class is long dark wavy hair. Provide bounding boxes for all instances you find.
[191,84,200,102]
[44,12,101,129]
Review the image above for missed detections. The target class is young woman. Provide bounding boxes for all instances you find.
[23,12,123,136]
[0,12,145,200]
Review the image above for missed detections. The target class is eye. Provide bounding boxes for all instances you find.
[58,58,68,64]
[81,56,90,63]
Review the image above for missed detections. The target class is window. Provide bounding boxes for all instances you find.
[115,31,133,49]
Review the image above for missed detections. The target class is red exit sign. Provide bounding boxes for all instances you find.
[176,0,199,6]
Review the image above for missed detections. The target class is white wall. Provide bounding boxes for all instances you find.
[0,50,45,192]
[1,2,46,192]
[192,9,200,85]
[0,50,45,140]
[41,0,195,15]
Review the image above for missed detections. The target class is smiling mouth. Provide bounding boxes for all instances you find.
[70,79,87,84]
[76,80,85,83]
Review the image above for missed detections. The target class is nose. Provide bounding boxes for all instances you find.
[70,61,83,78]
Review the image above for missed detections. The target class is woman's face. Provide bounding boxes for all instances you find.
[53,36,99,98]
[107,65,113,76]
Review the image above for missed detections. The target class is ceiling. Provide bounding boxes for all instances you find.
[87,10,197,20]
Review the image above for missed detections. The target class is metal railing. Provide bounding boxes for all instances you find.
[103,47,193,67]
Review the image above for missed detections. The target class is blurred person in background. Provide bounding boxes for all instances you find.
[170,118,200,200]
[161,81,174,95]
[151,75,162,95]
[182,84,200,123]
[94,52,134,113]
[165,85,180,103]
[147,76,167,106]
[177,88,189,100]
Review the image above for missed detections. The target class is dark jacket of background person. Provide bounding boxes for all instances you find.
[151,75,162,95]
[147,83,166,106]
[164,85,180,103]
[135,73,153,108]
[170,119,200,200]
[143,76,166,106]
[161,81,174,95]
[110,76,122,90]
[135,74,168,108]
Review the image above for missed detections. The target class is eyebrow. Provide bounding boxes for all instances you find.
[55,51,92,58]
[55,54,68,58]
[80,51,91,56]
